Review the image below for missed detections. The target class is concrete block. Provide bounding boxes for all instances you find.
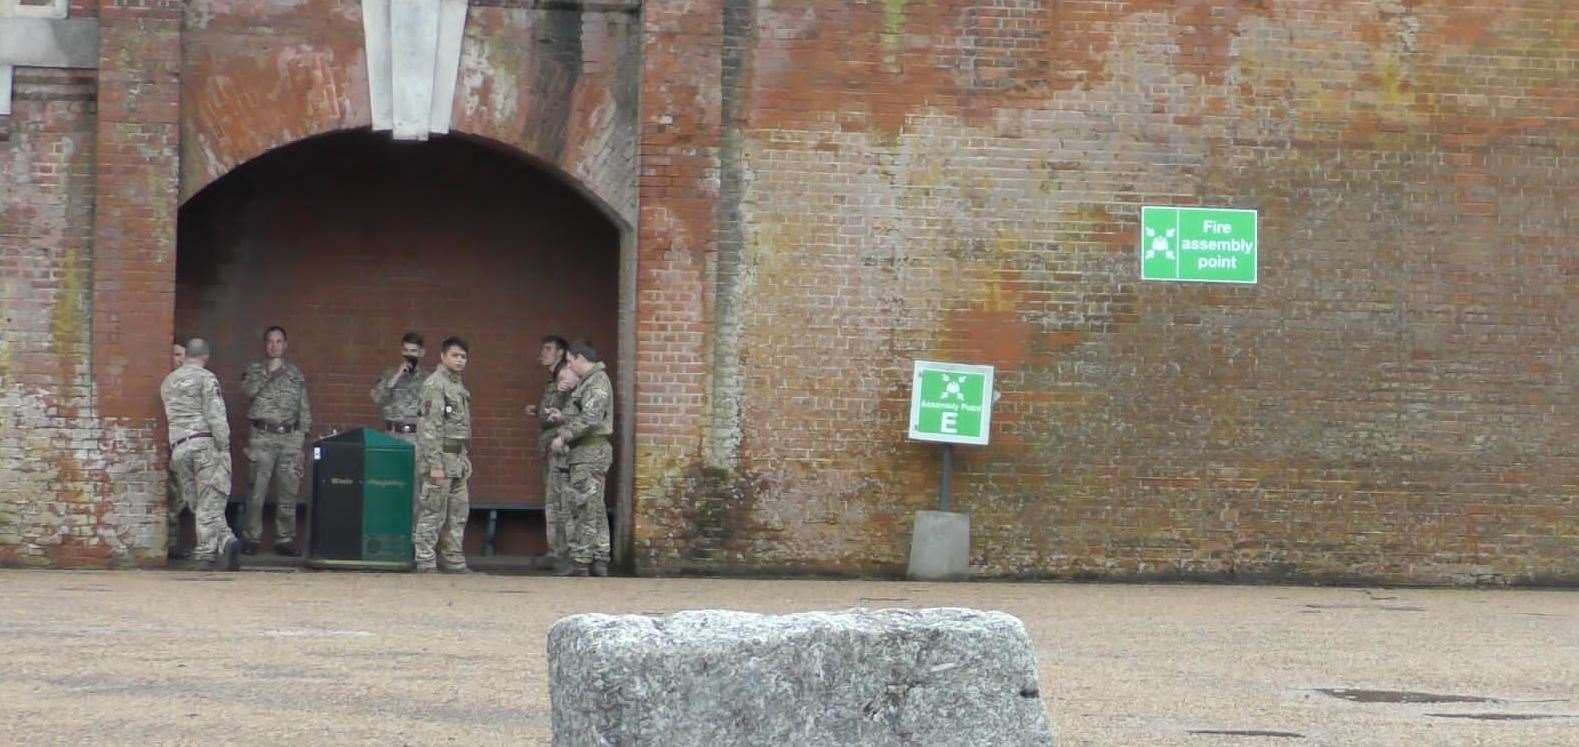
[548,608,1054,746]
[908,510,970,581]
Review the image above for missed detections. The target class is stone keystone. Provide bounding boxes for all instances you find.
[548,607,1054,746]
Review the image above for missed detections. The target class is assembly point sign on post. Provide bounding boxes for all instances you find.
[1141,206,1258,284]
[908,361,994,446]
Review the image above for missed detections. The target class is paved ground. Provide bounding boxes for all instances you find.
[0,569,1574,745]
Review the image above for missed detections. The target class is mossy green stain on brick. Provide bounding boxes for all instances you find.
[50,246,86,366]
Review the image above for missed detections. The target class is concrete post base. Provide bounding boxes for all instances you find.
[907,510,970,581]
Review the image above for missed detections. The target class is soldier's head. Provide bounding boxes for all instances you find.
[400,331,425,363]
[440,337,469,374]
[566,339,599,376]
[172,339,186,370]
[555,364,581,393]
[263,326,288,359]
[184,338,212,368]
[538,335,568,371]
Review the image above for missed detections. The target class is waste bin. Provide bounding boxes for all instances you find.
[307,427,415,570]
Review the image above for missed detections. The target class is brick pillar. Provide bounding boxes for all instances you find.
[91,0,180,419]
[632,0,723,572]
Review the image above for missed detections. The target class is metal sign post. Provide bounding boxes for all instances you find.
[906,360,994,580]
[938,443,953,512]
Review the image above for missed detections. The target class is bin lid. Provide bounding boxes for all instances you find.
[314,427,415,452]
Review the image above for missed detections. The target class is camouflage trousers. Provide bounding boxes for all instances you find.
[170,441,236,562]
[166,465,187,551]
[416,451,470,570]
[564,442,612,565]
[544,450,570,561]
[244,429,305,545]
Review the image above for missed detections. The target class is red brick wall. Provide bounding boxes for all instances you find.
[0,0,179,567]
[180,0,640,225]
[175,131,620,512]
[632,1,1579,584]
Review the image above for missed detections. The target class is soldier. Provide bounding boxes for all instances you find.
[524,335,569,567]
[415,336,473,574]
[550,339,614,577]
[161,338,241,571]
[167,339,191,560]
[240,325,313,556]
[541,363,580,571]
[371,331,428,442]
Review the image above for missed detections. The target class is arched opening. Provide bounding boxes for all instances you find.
[175,129,625,565]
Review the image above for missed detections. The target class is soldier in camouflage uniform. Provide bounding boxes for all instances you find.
[167,339,191,560]
[372,332,428,520]
[550,339,614,577]
[161,338,241,571]
[415,336,473,573]
[371,331,428,443]
[240,325,313,556]
[526,335,569,566]
[541,364,580,569]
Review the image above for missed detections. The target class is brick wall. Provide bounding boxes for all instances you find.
[632,0,1579,584]
[175,131,619,522]
[7,0,1577,583]
[181,0,640,225]
[0,0,178,567]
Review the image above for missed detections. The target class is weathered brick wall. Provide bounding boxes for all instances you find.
[3,0,639,567]
[633,0,1579,584]
[181,0,640,225]
[175,131,619,527]
[0,0,177,567]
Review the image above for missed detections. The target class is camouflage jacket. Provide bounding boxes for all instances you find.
[556,363,612,458]
[161,364,231,451]
[371,364,430,423]
[241,360,312,431]
[417,367,471,466]
[537,373,570,451]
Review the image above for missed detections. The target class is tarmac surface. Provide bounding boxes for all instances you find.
[1,568,1575,745]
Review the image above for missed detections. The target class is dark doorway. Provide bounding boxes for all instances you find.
[176,129,621,559]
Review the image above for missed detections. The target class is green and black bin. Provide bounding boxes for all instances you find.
[307,428,415,571]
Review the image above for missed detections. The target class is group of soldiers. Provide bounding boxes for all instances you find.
[162,329,614,576]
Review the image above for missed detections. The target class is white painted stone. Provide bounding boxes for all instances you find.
[361,0,392,131]
[427,0,465,134]
[548,608,1055,746]
[363,0,468,140]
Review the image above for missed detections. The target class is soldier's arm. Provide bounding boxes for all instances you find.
[416,382,443,471]
[240,363,267,399]
[203,376,231,451]
[557,383,609,442]
[536,387,555,426]
[297,374,313,433]
[370,370,393,406]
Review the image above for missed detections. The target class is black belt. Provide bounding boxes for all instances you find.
[386,421,417,434]
[441,438,469,454]
[171,433,212,448]
[251,420,297,434]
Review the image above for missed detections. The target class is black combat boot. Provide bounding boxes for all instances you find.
[273,541,300,557]
[557,562,590,577]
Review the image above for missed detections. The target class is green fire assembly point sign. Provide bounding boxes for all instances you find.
[908,361,994,446]
[1141,206,1258,284]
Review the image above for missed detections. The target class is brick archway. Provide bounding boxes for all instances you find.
[174,127,636,563]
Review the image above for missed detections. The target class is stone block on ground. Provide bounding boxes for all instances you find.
[548,607,1054,746]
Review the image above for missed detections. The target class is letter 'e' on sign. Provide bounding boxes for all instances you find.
[1140,206,1258,284]
[908,361,994,446]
